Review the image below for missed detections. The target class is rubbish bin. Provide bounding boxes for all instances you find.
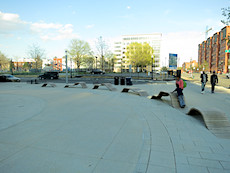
[114,76,119,85]
[126,77,132,85]
[120,77,125,85]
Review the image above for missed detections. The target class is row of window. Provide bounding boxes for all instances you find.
[201,28,228,48]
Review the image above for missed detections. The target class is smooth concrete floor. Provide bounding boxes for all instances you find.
[0,81,230,173]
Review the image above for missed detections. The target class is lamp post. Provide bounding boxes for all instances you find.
[70,57,72,78]
[65,50,68,84]
[95,56,97,69]
[151,55,154,80]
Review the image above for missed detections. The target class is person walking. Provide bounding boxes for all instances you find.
[210,71,218,93]
[200,71,208,94]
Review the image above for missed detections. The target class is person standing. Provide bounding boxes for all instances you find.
[200,71,208,94]
[210,71,218,93]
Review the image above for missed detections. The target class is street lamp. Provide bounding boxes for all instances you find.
[65,50,68,84]
[70,57,72,78]
[95,56,97,69]
[151,55,154,80]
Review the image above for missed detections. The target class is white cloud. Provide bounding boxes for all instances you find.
[86,24,95,29]
[39,23,79,41]
[30,21,79,41]
[31,22,62,30]
[0,11,27,34]
[1,12,19,21]
[127,6,131,10]
[0,11,79,41]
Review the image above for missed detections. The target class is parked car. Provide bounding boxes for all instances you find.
[90,69,105,74]
[0,74,21,82]
[226,73,230,79]
[38,72,59,79]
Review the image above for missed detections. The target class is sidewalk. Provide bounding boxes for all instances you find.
[0,82,230,173]
[182,72,230,89]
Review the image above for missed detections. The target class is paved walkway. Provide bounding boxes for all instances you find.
[0,81,230,173]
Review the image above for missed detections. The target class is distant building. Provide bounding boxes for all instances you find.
[12,58,34,71]
[198,26,230,73]
[182,60,198,72]
[53,57,63,71]
[113,33,162,72]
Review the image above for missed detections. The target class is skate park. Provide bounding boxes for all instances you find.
[0,80,230,173]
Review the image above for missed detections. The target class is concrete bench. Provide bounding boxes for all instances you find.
[121,87,149,97]
[93,83,117,91]
[64,82,87,88]
[41,83,56,87]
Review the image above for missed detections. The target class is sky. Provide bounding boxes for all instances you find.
[0,0,229,66]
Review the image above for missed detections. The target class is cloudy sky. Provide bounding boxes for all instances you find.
[0,0,229,66]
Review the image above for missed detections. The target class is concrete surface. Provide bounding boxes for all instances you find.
[0,81,230,173]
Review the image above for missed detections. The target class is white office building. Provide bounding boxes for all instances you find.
[113,33,162,72]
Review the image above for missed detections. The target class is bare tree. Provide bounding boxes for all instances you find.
[95,36,116,71]
[28,44,45,72]
[96,36,108,71]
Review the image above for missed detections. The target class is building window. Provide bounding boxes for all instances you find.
[223,28,226,38]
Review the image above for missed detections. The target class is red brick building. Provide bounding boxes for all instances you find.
[53,57,62,71]
[198,26,230,73]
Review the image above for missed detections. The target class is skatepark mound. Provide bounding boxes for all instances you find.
[187,107,230,139]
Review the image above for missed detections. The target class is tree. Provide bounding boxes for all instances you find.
[161,66,168,71]
[68,39,92,69]
[95,36,112,71]
[125,42,154,71]
[81,56,95,69]
[23,62,31,71]
[200,60,209,72]
[103,50,116,72]
[221,7,230,25]
[0,51,9,71]
[28,44,45,72]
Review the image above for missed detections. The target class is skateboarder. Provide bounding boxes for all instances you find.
[172,83,186,108]
[210,71,218,93]
[175,76,184,90]
[200,71,208,94]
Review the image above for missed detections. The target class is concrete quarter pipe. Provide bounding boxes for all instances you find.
[151,91,230,139]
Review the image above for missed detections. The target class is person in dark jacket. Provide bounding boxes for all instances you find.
[210,71,218,93]
[200,71,208,94]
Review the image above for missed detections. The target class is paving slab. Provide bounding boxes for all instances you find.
[0,81,230,173]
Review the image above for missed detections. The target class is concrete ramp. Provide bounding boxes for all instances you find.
[150,91,169,99]
[41,83,56,87]
[168,92,182,109]
[64,82,87,88]
[187,107,230,139]
[150,91,182,109]
[93,83,117,91]
[121,87,149,97]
